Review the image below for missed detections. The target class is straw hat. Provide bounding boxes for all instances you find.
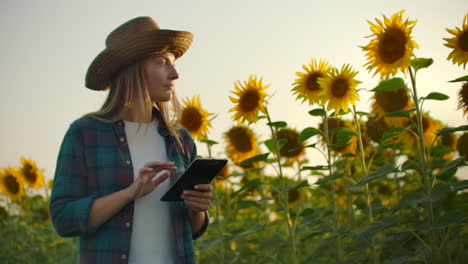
[85,16,194,91]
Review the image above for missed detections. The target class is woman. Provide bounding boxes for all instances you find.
[50,16,211,264]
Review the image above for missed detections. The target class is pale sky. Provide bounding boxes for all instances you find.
[1,0,467,181]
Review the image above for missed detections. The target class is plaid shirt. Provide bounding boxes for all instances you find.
[50,111,207,264]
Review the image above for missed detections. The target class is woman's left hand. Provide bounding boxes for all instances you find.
[181,184,213,212]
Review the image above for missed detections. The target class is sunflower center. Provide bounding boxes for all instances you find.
[331,78,349,97]
[181,107,203,132]
[305,72,324,92]
[228,127,253,153]
[375,88,409,113]
[23,164,37,183]
[277,129,303,158]
[240,89,260,112]
[5,175,19,194]
[378,28,407,63]
[460,82,468,107]
[458,30,468,51]
[441,133,455,149]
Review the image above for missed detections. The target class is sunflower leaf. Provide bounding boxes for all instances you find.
[411,58,434,71]
[315,170,343,185]
[437,125,468,135]
[356,111,372,117]
[288,180,309,192]
[240,153,270,164]
[432,156,467,181]
[385,109,414,119]
[301,165,329,171]
[377,142,404,151]
[299,127,321,142]
[380,126,410,144]
[264,139,287,154]
[349,164,398,190]
[421,92,449,101]
[200,139,219,146]
[233,178,263,196]
[452,180,468,192]
[267,121,287,128]
[372,78,406,92]
[308,108,326,117]
[448,75,468,82]
[341,153,357,158]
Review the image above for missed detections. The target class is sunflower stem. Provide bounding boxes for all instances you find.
[409,67,438,260]
[322,107,343,261]
[352,106,378,264]
[265,106,298,264]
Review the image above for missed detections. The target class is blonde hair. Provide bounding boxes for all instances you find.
[87,59,184,148]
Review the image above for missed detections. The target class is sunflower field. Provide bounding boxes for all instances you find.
[1,10,467,264]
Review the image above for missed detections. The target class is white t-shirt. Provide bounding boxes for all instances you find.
[124,119,175,264]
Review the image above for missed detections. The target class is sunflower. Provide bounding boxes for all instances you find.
[19,157,45,188]
[319,118,358,156]
[277,128,306,163]
[180,95,214,140]
[436,129,458,160]
[361,10,418,78]
[443,14,468,69]
[365,116,390,143]
[371,83,412,127]
[291,59,333,105]
[457,133,468,160]
[457,82,468,116]
[0,167,24,201]
[398,113,442,151]
[317,64,361,114]
[225,125,258,164]
[229,75,270,124]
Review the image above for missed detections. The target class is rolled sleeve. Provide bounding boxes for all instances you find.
[50,124,96,237]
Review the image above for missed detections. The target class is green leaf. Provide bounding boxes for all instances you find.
[358,215,399,241]
[315,170,343,185]
[452,180,468,192]
[372,78,406,92]
[432,156,467,180]
[264,138,288,154]
[350,164,397,190]
[380,126,408,144]
[342,153,357,158]
[411,57,434,71]
[233,178,263,196]
[301,165,329,171]
[401,159,418,171]
[308,108,326,116]
[288,180,309,192]
[448,75,468,82]
[240,153,270,164]
[385,109,414,118]
[437,125,468,135]
[377,142,404,151]
[397,191,427,209]
[421,92,449,101]
[431,210,465,230]
[267,121,287,128]
[298,127,321,142]
[200,139,219,146]
[233,224,263,239]
[356,111,372,117]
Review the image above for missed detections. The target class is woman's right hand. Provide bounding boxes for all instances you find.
[125,161,177,201]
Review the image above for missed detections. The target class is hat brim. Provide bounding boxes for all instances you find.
[85,29,193,91]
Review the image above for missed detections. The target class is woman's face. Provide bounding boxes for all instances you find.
[144,52,179,102]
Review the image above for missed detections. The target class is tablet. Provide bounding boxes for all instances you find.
[160,158,228,202]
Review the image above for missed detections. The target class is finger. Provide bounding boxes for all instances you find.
[181,193,212,204]
[183,190,212,199]
[185,200,209,211]
[152,171,170,187]
[194,184,213,192]
[145,161,177,170]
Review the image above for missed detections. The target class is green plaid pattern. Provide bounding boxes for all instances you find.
[50,111,207,264]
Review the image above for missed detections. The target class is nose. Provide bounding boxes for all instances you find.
[169,65,179,80]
